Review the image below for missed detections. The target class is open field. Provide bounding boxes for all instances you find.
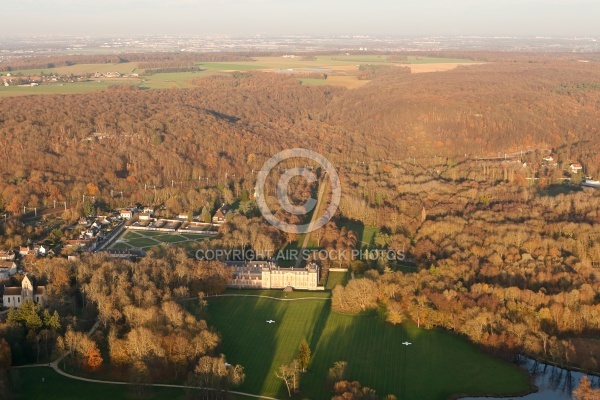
[206,295,531,400]
[108,229,212,252]
[11,367,254,400]
[300,75,371,88]
[0,81,124,97]
[408,62,483,73]
[0,55,479,96]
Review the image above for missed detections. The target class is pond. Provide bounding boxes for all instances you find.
[462,356,600,399]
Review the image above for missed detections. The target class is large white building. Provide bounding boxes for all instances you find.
[228,261,321,291]
[2,275,45,308]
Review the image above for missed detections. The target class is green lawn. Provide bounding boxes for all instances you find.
[10,367,185,400]
[10,367,254,400]
[325,271,350,290]
[205,296,530,400]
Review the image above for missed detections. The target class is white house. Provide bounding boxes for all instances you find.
[2,275,45,308]
[142,206,154,215]
[120,209,134,219]
[138,213,151,221]
[0,250,15,261]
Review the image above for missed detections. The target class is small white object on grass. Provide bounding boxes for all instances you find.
[267,320,275,324]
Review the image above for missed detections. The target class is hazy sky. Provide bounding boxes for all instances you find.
[1,0,598,36]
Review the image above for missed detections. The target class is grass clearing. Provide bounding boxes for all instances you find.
[10,367,185,400]
[325,270,350,290]
[205,296,530,400]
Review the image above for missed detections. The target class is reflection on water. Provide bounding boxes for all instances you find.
[462,356,600,400]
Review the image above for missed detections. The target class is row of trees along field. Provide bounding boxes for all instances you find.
[0,248,246,400]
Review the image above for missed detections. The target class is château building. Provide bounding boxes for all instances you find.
[228,261,321,291]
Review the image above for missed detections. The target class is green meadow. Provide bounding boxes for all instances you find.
[205,295,531,400]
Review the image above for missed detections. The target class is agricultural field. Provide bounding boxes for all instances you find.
[0,55,479,97]
[107,229,212,252]
[0,81,123,97]
[205,295,531,400]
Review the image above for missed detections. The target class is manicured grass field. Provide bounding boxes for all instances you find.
[206,296,530,400]
[12,367,253,400]
[11,367,186,400]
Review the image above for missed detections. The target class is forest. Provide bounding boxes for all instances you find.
[1,52,600,396]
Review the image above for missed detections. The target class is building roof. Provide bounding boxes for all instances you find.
[0,261,15,268]
[3,287,20,296]
[34,287,45,295]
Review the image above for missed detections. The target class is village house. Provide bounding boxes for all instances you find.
[78,217,90,226]
[2,275,45,308]
[0,250,15,261]
[35,245,48,257]
[542,156,554,163]
[138,212,152,221]
[570,163,583,173]
[142,206,155,215]
[0,261,17,279]
[19,246,33,257]
[120,209,135,219]
[212,205,230,224]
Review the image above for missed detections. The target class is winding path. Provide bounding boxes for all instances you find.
[11,317,281,400]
